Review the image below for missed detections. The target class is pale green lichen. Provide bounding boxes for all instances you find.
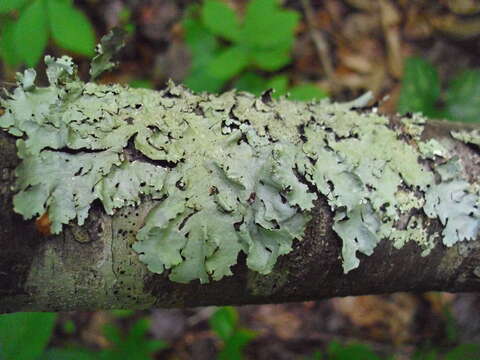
[1,41,479,283]
[395,190,425,213]
[401,113,427,139]
[89,28,126,80]
[451,129,480,147]
[418,139,448,159]
[391,216,434,256]
[424,158,480,247]
[0,55,314,283]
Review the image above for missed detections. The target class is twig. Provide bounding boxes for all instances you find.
[300,0,335,86]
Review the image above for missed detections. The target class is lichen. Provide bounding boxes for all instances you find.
[1,40,479,283]
[418,139,448,159]
[424,158,480,247]
[391,216,434,256]
[451,129,480,147]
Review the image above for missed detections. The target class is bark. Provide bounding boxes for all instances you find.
[0,116,479,313]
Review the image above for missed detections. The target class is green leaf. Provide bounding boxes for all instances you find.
[62,319,76,334]
[412,349,438,360]
[38,348,97,360]
[218,328,256,360]
[307,350,324,360]
[201,0,241,42]
[0,0,29,13]
[234,73,289,97]
[209,307,238,341]
[183,5,224,92]
[0,312,57,360]
[100,318,167,360]
[288,84,328,101]
[129,79,153,89]
[234,72,268,95]
[0,18,22,66]
[102,323,123,345]
[267,75,288,97]
[445,344,480,360]
[252,48,291,71]
[445,69,480,123]
[207,46,249,80]
[13,0,49,66]
[327,341,381,360]
[242,0,299,50]
[184,71,226,93]
[110,309,135,318]
[47,0,95,56]
[397,57,441,118]
[183,5,218,53]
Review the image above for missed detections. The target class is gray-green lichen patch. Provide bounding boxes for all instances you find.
[391,216,434,256]
[1,51,479,283]
[418,139,448,159]
[89,28,126,80]
[451,129,480,147]
[424,158,480,246]
[0,56,315,283]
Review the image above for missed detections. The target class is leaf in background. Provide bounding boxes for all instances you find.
[100,318,167,360]
[38,348,97,360]
[209,307,238,341]
[207,46,249,80]
[47,0,95,56]
[397,57,441,118]
[0,0,29,13]
[252,48,291,71]
[183,5,224,92]
[234,72,268,95]
[13,0,49,66]
[110,309,136,318]
[0,312,57,360]
[289,84,328,101]
[129,79,154,89]
[445,344,480,360]
[0,18,22,66]
[62,319,76,334]
[184,71,225,93]
[445,69,480,123]
[102,323,123,346]
[201,0,241,42]
[327,341,382,360]
[242,0,299,50]
[218,328,257,360]
[307,350,324,360]
[267,75,288,97]
[412,349,438,360]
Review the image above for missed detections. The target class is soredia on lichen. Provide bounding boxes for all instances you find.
[1,36,479,283]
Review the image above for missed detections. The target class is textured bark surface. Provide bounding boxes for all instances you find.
[0,118,479,313]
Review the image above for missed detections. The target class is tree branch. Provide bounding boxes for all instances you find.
[0,109,479,312]
[1,50,479,311]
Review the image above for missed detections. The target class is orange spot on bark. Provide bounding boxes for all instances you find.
[35,212,52,236]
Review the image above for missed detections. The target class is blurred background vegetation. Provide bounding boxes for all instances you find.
[1,0,480,359]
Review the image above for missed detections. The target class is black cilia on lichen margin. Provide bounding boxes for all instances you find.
[1,33,479,283]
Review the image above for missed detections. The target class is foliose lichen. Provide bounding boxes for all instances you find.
[1,34,479,283]
[451,129,480,148]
